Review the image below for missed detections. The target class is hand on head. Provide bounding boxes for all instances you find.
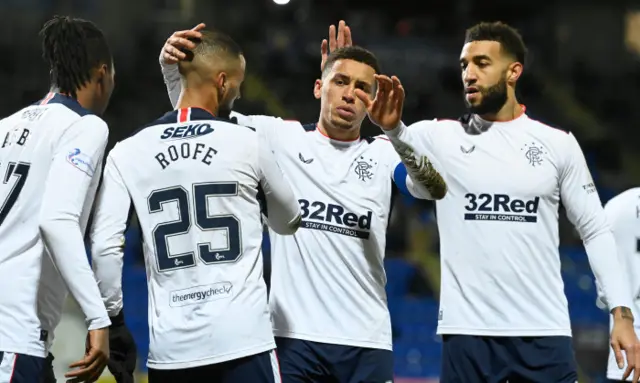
[162,23,206,65]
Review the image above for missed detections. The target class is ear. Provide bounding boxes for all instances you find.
[313,79,322,100]
[95,63,108,84]
[508,62,523,84]
[216,72,227,88]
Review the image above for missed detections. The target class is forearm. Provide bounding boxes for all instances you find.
[159,57,181,108]
[585,231,634,312]
[91,245,124,317]
[385,122,447,200]
[40,219,111,329]
[90,154,131,317]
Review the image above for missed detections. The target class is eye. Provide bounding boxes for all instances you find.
[335,79,345,85]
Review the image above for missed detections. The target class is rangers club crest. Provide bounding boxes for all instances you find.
[521,142,546,167]
[353,156,377,181]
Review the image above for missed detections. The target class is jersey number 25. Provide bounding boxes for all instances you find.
[147,182,242,272]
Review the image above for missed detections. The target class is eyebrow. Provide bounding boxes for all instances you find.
[459,54,493,64]
[333,72,374,90]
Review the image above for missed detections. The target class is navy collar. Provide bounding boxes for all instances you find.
[168,107,217,123]
[36,92,93,116]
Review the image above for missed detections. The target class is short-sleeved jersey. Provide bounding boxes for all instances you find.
[232,113,411,350]
[393,111,621,337]
[91,107,298,369]
[604,188,640,380]
[0,93,110,357]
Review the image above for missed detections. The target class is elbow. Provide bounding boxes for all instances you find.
[425,165,447,200]
[579,216,611,243]
[38,213,77,240]
[38,216,57,239]
[272,214,302,235]
[429,182,448,200]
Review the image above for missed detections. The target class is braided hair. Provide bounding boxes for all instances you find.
[39,16,112,98]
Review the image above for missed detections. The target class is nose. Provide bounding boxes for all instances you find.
[342,86,356,104]
[463,65,478,85]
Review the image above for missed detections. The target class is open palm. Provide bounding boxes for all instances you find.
[355,75,405,131]
[320,20,353,71]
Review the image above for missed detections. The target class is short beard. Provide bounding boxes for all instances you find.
[464,77,508,116]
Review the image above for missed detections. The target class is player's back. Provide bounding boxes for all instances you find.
[0,94,101,357]
[111,107,274,369]
[604,187,640,380]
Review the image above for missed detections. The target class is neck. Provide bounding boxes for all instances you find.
[177,85,219,116]
[317,116,361,141]
[59,87,98,114]
[479,87,522,121]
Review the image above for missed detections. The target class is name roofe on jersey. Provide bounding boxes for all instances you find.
[154,123,218,170]
[149,109,252,170]
[464,193,540,223]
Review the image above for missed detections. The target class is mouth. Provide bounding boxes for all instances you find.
[465,87,480,95]
[336,106,356,118]
[464,87,481,101]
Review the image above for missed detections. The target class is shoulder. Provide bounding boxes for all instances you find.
[58,113,108,140]
[405,118,457,143]
[605,188,640,218]
[230,112,305,132]
[407,118,445,130]
[362,134,390,144]
[521,115,572,141]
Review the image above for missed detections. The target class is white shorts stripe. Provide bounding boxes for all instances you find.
[269,349,281,383]
[0,352,17,382]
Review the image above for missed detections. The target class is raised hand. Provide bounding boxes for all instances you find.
[161,23,206,65]
[320,20,353,71]
[355,75,405,131]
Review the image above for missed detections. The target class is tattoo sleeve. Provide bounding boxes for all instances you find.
[393,141,447,200]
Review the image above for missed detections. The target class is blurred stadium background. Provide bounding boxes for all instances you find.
[2,0,638,381]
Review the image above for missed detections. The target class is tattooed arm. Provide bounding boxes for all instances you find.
[355,75,446,200]
[383,121,447,200]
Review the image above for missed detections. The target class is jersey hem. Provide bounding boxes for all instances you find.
[273,330,392,351]
[146,341,275,370]
[0,344,47,358]
[607,372,625,380]
[436,326,572,337]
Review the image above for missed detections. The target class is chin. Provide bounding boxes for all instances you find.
[331,118,357,130]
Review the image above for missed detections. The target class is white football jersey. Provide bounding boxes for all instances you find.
[160,61,436,350]
[235,115,430,350]
[603,188,640,380]
[90,107,300,370]
[387,110,631,337]
[160,57,439,350]
[0,93,111,358]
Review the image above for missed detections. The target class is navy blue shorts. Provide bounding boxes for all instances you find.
[275,337,393,383]
[147,350,280,383]
[0,351,46,383]
[441,335,578,383]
